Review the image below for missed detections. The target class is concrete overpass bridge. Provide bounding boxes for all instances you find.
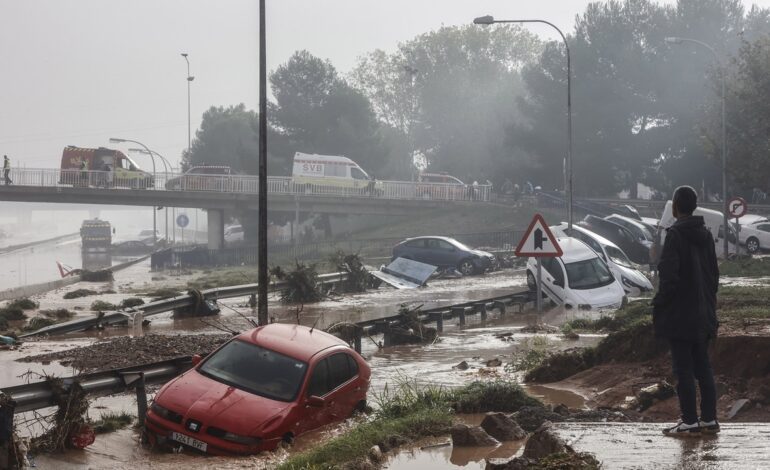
[0,168,492,248]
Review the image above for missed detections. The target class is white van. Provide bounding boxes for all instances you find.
[551,223,653,295]
[526,237,626,310]
[292,152,379,192]
[659,200,736,259]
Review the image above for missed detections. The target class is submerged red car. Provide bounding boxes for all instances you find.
[145,323,371,455]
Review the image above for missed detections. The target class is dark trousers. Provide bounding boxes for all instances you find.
[669,339,717,424]
[2,169,10,185]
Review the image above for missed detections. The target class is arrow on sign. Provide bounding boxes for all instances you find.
[515,214,563,257]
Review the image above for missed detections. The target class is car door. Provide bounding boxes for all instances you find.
[540,257,566,304]
[300,357,332,434]
[324,352,362,422]
[421,238,443,266]
[435,239,459,267]
[754,224,770,249]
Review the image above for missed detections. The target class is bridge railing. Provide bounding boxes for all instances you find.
[5,168,492,202]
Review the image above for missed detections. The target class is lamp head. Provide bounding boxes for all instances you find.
[109,138,125,144]
[188,76,195,82]
[665,37,682,44]
[181,53,188,58]
[473,15,495,25]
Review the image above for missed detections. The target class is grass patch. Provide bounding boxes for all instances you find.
[22,316,56,331]
[186,267,256,290]
[40,308,74,319]
[563,300,651,333]
[7,298,39,310]
[144,288,181,300]
[63,289,98,299]
[91,411,133,434]
[280,380,541,470]
[0,306,27,322]
[507,336,550,373]
[119,297,145,309]
[719,257,770,277]
[90,300,117,311]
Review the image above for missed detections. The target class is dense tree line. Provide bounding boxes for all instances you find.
[184,0,770,199]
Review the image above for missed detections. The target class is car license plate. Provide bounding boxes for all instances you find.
[171,432,208,452]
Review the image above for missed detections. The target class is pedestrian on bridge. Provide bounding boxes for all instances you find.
[653,186,719,437]
[2,155,11,185]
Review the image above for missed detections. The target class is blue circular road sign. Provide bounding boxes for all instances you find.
[176,213,189,228]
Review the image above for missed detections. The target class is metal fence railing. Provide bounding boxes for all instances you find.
[4,168,492,203]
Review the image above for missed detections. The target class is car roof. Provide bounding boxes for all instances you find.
[555,237,600,263]
[553,222,620,251]
[237,323,348,362]
[606,213,646,227]
[294,151,356,165]
[402,236,461,245]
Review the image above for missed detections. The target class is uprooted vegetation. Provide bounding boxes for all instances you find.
[0,298,40,328]
[329,251,371,293]
[270,262,324,304]
[279,379,543,470]
[91,411,133,434]
[63,289,99,299]
[90,300,117,311]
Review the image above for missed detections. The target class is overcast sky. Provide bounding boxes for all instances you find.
[2,0,769,170]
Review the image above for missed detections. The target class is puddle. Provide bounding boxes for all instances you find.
[384,437,525,470]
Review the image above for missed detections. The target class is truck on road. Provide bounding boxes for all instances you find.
[60,146,154,189]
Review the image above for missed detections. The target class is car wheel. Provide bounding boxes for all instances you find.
[747,237,760,254]
[282,433,295,445]
[458,259,475,276]
[527,270,536,291]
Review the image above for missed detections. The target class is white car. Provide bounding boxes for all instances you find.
[739,221,770,254]
[551,223,653,295]
[224,224,244,243]
[526,237,626,310]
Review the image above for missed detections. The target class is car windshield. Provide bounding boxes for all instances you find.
[198,340,308,402]
[448,239,471,251]
[605,246,633,268]
[565,258,615,290]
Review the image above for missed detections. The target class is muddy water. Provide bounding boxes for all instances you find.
[385,437,525,470]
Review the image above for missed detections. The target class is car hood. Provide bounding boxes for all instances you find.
[567,281,625,309]
[471,249,493,258]
[157,370,291,436]
[615,265,653,291]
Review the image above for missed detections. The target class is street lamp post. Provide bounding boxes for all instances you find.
[110,138,158,246]
[665,36,728,258]
[257,0,268,325]
[130,148,172,244]
[181,53,194,155]
[474,15,573,229]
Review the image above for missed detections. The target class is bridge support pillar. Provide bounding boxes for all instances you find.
[207,210,225,250]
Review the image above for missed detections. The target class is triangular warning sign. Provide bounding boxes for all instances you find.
[514,214,563,257]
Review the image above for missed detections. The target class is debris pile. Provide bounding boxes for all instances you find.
[270,263,324,303]
[329,251,371,293]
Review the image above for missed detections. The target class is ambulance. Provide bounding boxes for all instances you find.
[291,152,380,193]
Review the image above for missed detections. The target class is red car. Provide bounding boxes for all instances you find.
[144,324,370,455]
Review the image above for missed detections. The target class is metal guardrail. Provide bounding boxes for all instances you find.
[18,272,349,338]
[3,287,532,414]
[3,168,492,202]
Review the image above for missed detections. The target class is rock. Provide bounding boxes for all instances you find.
[636,381,675,411]
[510,406,564,432]
[486,358,503,367]
[521,422,570,460]
[450,424,500,447]
[480,412,527,441]
[552,404,570,416]
[454,360,470,370]
[485,457,535,470]
[727,398,750,419]
[520,323,559,334]
[367,445,383,462]
[563,331,580,340]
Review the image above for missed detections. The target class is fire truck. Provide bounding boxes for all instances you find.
[60,146,154,188]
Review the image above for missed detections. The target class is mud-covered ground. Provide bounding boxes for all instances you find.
[18,334,230,372]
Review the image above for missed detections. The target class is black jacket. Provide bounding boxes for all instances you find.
[652,216,719,342]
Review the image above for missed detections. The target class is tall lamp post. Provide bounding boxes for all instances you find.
[257,0,268,325]
[109,137,158,246]
[474,15,573,229]
[665,36,728,257]
[130,148,171,243]
[181,53,195,154]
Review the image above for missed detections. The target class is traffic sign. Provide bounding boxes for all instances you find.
[515,214,563,257]
[727,197,748,219]
[176,213,189,228]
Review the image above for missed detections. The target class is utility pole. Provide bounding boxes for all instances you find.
[258,0,269,325]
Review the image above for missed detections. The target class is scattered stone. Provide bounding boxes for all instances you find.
[454,360,470,370]
[486,358,503,367]
[552,404,570,416]
[480,412,526,441]
[511,406,564,432]
[485,457,535,469]
[727,398,751,419]
[367,445,383,463]
[563,331,580,340]
[450,423,500,447]
[635,381,675,411]
[521,422,569,460]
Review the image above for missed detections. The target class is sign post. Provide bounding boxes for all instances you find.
[515,214,563,312]
[727,197,747,257]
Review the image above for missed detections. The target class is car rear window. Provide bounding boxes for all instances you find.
[198,340,307,402]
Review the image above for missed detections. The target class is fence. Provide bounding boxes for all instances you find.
[5,168,492,203]
[152,230,525,269]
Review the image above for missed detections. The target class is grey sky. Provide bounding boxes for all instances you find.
[1,0,768,170]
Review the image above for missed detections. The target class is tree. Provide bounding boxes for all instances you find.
[269,50,388,177]
[351,25,542,183]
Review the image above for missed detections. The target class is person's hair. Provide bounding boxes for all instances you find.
[673,185,697,216]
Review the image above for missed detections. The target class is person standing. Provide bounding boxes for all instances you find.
[2,155,11,185]
[653,186,719,436]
